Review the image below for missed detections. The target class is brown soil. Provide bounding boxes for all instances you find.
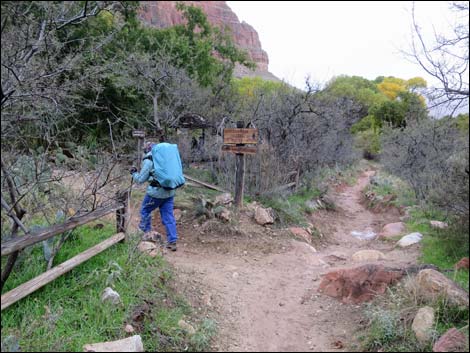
[129,170,420,352]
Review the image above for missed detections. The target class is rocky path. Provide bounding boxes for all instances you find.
[154,171,419,351]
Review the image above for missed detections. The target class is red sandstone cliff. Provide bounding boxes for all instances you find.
[138,1,279,81]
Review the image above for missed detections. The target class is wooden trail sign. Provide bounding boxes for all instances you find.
[223,128,258,145]
[221,145,257,155]
[132,129,145,138]
[222,125,258,208]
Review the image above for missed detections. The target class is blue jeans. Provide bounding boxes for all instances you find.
[139,194,178,243]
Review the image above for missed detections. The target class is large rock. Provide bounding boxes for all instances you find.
[214,193,233,206]
[397,232,422,247]
[433,328,468,352]
[101,287,121,305]
[318,264,403,304]
[413,269,469,308]
[411,306,435,344]
[138,241,157,251]
[138,1,277,80]
[254,207,274,225]
[351,250,386,262]
[137,241,159,257]
[430,220,448,229]
[379,222,406,238]
[83,335,144,352]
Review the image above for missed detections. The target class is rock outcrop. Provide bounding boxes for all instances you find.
[318,264,404,304]
[138,1,279,81]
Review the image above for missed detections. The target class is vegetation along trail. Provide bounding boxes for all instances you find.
[147,170,420,352]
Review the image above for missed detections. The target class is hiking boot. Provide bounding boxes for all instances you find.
[166,242,177,252]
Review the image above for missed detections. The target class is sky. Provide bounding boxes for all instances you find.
[226,1,462,91]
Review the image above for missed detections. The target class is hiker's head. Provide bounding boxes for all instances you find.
[144,141,155,153]
[156,130,166,143]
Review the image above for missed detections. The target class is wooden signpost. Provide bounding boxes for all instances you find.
[222,123,258,208]
[132,129,145,159]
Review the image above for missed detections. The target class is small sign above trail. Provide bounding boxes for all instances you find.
[132,130,145,138]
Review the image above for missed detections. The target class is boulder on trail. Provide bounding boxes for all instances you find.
[318,264,403,304]
[412,306,435,344]
[410,269,469,308]
[433,327,468,352]
[83,335,144,352]
[379,222,406,238]
[351,250,386,262]
[254,206,274,225]
[397,232,422,247]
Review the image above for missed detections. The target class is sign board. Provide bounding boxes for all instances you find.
[223,128,258,145]
[132,129,145,138]
[222,145,257,155]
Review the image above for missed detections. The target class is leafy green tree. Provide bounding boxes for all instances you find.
[323,75,382,110]
[369,100,406,128]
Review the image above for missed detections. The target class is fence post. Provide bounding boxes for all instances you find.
[116,190,129,242]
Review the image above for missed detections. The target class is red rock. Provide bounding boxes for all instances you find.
[318,265,403,304]
[138,1,277,79]
[455,257,469,270]
[433,328,468,352]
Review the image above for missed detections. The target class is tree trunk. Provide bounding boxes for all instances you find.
[153,95,161,131]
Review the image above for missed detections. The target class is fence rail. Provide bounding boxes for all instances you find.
[1,191,129,311]
[1,232,125,311]
[1,203,124,257]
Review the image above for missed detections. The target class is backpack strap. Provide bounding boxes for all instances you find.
[142,154,157,182]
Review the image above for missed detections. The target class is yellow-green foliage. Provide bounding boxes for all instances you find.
[232,77,286,98]
[406,76,427,90]
[376,76,427,101]
[323,75,383,109]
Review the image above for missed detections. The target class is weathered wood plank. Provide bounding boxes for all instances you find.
[1,232,125,311]
[221,145,257,155]
[1,204,124,256]
[223,128,258,145]
[183,174,227,193]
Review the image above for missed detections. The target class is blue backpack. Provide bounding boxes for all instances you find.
[150,143,185,190]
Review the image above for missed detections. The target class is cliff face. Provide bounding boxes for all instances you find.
[138,1,279,80]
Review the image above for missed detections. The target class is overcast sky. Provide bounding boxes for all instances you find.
[226,1,460,91]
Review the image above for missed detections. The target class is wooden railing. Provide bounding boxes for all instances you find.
[1,191,129,311]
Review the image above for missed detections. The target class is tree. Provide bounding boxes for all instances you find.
[1,1,133,287]
[407,1,469,115]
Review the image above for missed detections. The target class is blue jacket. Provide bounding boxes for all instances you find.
[132,152,176,199]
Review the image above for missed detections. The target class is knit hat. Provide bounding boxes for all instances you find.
[144,141,155,153]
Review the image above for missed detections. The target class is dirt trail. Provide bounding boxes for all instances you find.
[138,171,419,352]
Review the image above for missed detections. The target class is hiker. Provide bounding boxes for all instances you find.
[130,141,178,251]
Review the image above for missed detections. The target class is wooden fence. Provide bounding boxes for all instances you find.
[1,191,129,311]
